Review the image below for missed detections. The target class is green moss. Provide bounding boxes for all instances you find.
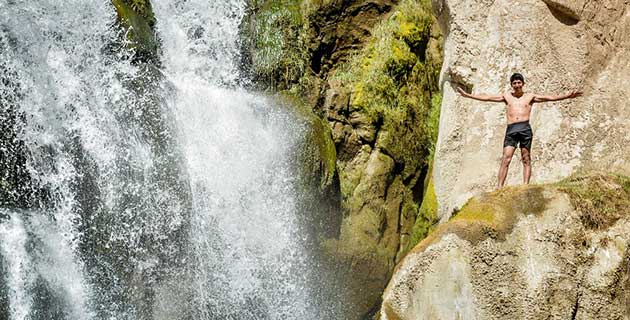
[245,0,309,89]
[407,172,438,250]
[447,185,549,243]
[278,92,337,190]
[427,93,442,153]
[312,115,337,188]
[325,0,442,254]
[331,0,440,179]
[555,173,630,230]
[408,174,630,256]
[129,0,149,15]
[112,0,158,62]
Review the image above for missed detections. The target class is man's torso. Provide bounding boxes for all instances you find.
[503,92,534,124]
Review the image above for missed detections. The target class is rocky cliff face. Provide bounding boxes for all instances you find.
[380,174,630,320]
[244,0,630,317]
[243,0,444,316]
[432,0,630,219]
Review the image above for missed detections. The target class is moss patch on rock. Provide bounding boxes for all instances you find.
[408,173,630,256]
[406,93,441,250]
[407,165,438,250]
[330,0,443,257]
[111,0,159,63]
[555,173,630,230]
[242,0,310,89]
[452,185,549,237]
[278,93,337,190]
[331,0,441,181]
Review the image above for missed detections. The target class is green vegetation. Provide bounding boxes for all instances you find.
[407,165,438,250]
[335,0,436,111]
[448,185,547,244]
[331,0,441,252]
[244,0,310,89]
[409,173,630,254]
[111,0,159,62]
[248,0,444,261]
[279,93,337,190]
[556,173,630,230]
[408,184,550,252]
[129,0,149,15]
[333,0,441,178]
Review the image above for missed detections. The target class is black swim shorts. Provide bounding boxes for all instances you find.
[504,121,533,150]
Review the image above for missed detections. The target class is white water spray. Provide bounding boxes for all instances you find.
[0,0,335,319]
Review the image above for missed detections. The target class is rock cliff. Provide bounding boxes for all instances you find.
[380,174,630,320]
[243,0,443,316]
[433,0,630,219]
[244,0,630,317]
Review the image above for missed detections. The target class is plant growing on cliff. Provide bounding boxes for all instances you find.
[556,173,630,230]
[331,0,442,252]
[244,0,310,89]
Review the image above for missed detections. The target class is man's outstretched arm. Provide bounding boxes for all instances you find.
[533,90,583,103]
[457,87,505,102]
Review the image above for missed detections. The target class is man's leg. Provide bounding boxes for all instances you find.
[497,146,516,188]
[521,147,531,184]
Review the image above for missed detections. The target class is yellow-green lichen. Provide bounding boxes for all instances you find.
[408,173,630,257]
[327,0,442,255]
[332,0,440,180]
[445,185,550,245]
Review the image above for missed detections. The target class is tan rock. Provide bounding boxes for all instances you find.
[432,0,630,219]
[380,175,630,320]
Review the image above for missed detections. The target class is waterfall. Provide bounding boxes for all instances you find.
[0,0,337,319]
[154,0,317,318]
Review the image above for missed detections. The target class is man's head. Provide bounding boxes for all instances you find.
[510,73,525,92]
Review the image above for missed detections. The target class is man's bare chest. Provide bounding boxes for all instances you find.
[505,96,532,110]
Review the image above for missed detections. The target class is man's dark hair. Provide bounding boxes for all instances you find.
[510,73,525,83]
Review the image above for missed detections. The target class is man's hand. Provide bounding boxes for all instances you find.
[566,90,583,99]
[457,87,470,97]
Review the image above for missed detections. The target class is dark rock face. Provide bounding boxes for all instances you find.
[306,0,398,77]
[0,63,35,209]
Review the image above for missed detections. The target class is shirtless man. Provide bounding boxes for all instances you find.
[457,73,582,188]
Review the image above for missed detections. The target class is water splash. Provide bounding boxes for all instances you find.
[154,1,317,317]
[0,0,333,319]
[0,211,34,320]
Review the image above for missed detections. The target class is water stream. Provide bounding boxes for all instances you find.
[0,0,335,319]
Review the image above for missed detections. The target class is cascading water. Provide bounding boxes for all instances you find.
[0,0,341,319]
[154,0,319,318]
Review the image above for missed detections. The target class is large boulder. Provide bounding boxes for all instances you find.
[432,0,630,219]
[380,174,630,319]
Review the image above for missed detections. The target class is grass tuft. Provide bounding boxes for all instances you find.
[555,173,630,230]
